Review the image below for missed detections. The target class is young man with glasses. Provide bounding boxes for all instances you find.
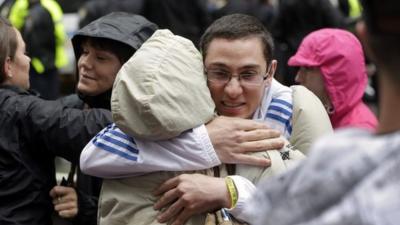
[80,14,332,224]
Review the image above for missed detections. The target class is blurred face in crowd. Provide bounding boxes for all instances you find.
[295,67,331,106]
[204,37,275,119]
[8,28,31,90]
[77,40,122,96]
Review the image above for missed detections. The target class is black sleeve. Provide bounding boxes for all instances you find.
[20,95,112,163]
[57,94,85,109]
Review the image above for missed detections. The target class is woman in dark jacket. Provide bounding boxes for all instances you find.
[0,16,111,225]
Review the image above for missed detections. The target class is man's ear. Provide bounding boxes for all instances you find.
[270,59,277,76]
[268,59,277,79]
[263,59,277,86]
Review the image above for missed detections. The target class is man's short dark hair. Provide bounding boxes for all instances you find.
[199,14,274,65]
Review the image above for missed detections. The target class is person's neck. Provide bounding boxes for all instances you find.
[376,72,400,134]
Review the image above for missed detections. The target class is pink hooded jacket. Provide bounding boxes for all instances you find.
[288,28,377,130]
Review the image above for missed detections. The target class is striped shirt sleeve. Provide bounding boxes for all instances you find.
[80,123,220,178]
[91,123,139,162]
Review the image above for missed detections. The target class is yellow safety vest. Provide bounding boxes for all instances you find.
[9,0,68,74]
[348,0,362,18]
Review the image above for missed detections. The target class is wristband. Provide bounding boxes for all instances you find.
[225,176,238,208]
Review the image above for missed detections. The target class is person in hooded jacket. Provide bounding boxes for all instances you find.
[47,12,289,225]
[48,12,159,225]
[52,12,177,224]
[289,28,378,130]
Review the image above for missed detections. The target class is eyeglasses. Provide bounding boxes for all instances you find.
[205,66,271,87]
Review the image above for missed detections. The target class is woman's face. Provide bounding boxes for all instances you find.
[9,28,30,89]
[295,66,330,105]
[76,41,123,96]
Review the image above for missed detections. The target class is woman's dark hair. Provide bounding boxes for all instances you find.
[0,17,18,83]
[80,37,135,64]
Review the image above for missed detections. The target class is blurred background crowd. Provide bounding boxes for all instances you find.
[0,0,377,106]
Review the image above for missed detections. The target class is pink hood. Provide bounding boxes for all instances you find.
[288,28,377,130]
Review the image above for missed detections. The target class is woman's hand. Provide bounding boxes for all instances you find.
[49,185,78,218]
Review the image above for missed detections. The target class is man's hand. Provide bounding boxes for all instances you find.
[153,174,229,225]
[49,186,78,218]
[206,116,285,166]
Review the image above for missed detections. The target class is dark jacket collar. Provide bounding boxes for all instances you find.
[77,88,111,110]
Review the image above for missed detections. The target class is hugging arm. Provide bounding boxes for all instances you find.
[80,116,284,178]
[153,147,306,225]
[80,123,220,178]
[153,174,256,225]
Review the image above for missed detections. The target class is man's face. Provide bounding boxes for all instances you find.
[204,37,272,119]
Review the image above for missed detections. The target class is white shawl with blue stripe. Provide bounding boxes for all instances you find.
[253,79,293,139]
